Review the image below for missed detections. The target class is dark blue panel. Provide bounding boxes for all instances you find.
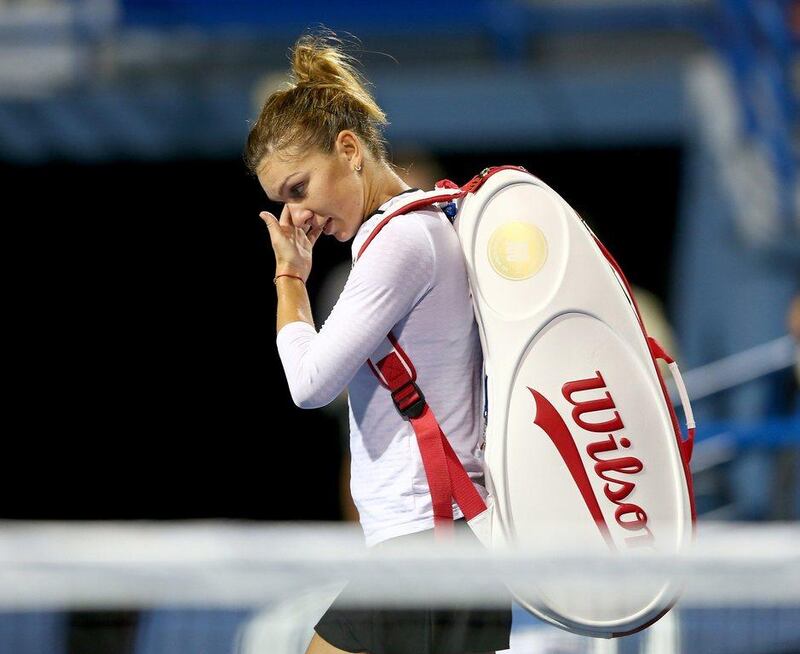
[0,612,68,654]
[119,0,490,30]
[679,607,800,654]
[134,609,253,654]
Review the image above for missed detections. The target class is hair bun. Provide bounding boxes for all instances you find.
[244,28,388,174]
[292,32,344,87]
[288,31,385,127]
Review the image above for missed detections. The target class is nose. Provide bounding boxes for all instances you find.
[287,203,314,228]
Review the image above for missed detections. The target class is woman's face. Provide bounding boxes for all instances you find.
[256,136,364,243]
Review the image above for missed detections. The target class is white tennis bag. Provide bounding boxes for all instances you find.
[357,166,696,638]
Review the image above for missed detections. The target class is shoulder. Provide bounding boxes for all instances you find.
[357,207,444,260]
[382,207,444,241]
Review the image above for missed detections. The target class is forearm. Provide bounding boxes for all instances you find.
[276,276,314,333]
[274,216,436,409]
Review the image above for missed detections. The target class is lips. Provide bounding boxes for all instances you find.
[323,217,333,235]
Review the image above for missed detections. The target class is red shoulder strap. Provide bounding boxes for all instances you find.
[355,165,529,261]
[369,333,488,538]
[355,191,461,261]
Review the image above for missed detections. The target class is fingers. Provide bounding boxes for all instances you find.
[260,207,322,247]
[307,224,323,247]
[260,211,285,243]
[279,204,292,228]
[259,211,278,232]
[260,209,295,233]
[260,210,293,252]
[260,207,294,232]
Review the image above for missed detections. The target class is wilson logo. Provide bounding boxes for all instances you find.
[528,370,653,549]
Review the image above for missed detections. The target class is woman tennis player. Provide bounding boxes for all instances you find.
[245,30,512,654]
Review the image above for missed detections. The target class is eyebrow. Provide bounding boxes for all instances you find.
[270,172,301,202]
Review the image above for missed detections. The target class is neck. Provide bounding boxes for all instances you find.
[363,163,410,220]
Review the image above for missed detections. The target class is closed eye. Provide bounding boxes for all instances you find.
[289,183,305,198]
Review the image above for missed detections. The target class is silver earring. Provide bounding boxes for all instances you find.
[355,164,362,172]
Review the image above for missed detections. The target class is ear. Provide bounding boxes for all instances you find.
[335,130,361,170]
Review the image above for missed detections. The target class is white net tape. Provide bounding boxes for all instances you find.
[0,520,797,610]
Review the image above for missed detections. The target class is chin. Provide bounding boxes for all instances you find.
[334,225,354,242]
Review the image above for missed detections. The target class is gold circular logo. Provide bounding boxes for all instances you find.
[488,221,547,280]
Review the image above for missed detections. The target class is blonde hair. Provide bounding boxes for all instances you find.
[244,30,389,174]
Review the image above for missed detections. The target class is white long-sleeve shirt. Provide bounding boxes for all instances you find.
[276,189,487,547]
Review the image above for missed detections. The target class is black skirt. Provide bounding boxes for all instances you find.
[314,518,512,654]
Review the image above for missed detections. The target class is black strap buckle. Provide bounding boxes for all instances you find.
[391,381,426,420]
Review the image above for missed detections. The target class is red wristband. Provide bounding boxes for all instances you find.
[273,273,305,285]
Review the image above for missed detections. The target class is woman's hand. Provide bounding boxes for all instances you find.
[260,204,323,283]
